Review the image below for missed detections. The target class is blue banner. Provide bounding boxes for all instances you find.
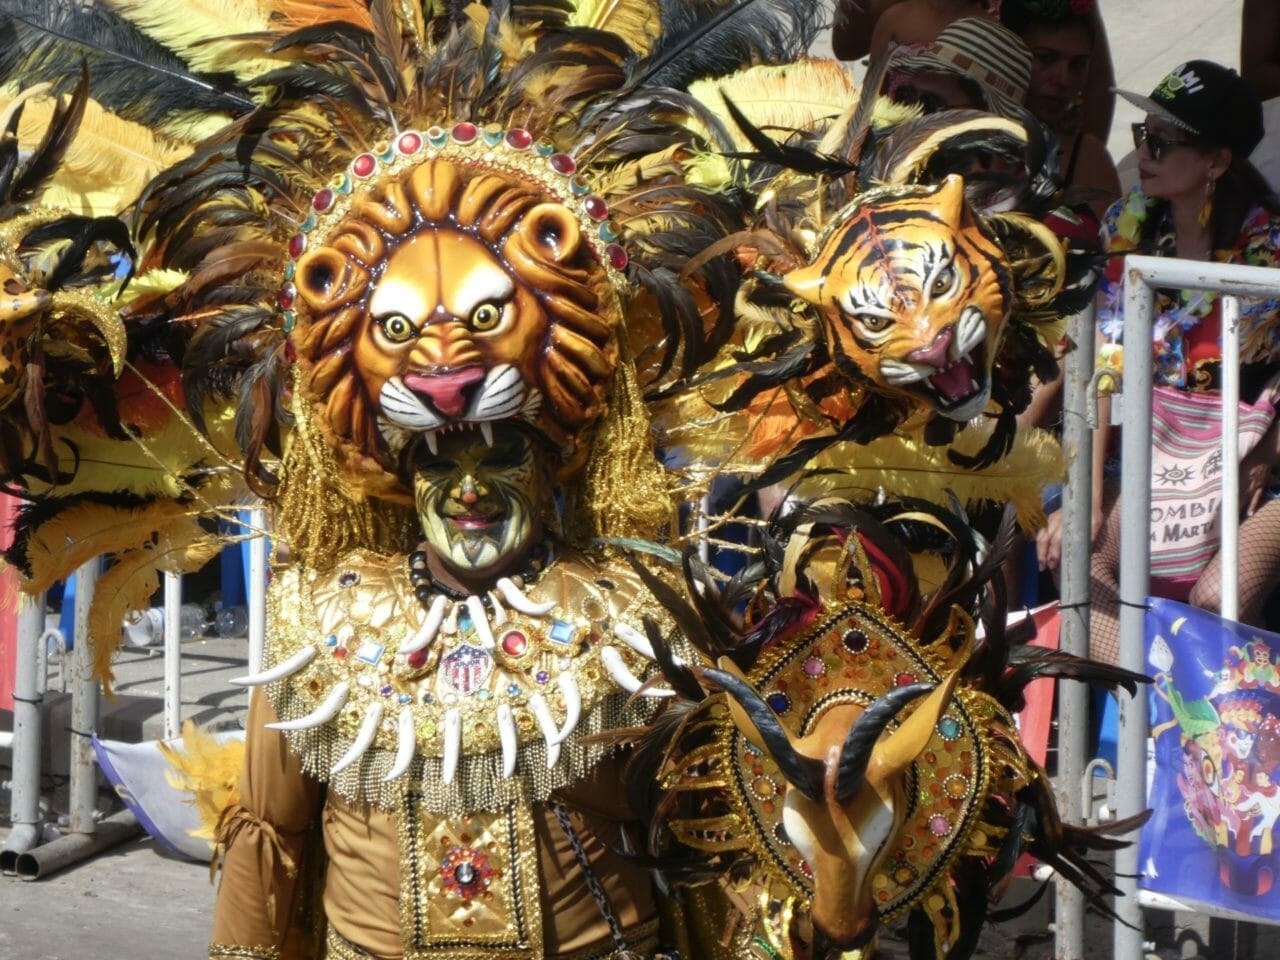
[1141,598,1280,918]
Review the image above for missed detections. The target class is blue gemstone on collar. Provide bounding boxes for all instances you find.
[355,640,385,665]
[325,634,338,647]
[548,620,577,645]
[398,693,413,704]
[459,610,474,634]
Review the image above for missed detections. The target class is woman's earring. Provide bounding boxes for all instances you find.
[1198,177,1216,229]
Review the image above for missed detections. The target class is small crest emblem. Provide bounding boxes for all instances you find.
[442,644,494,695]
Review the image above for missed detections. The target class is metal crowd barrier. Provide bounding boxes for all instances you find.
[1056,255,1280,958]
[1,507,268,879]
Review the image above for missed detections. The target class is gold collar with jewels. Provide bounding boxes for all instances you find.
[248,549,675,813]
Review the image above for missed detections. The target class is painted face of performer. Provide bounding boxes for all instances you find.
[413,424,547,585]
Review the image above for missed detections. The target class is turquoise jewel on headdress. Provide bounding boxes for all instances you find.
[282,311,296,333]
[283,261,296,281]
[377,141,397,162]
[300,213,317,232]
[426,125,448,148]
[481,125,504,146]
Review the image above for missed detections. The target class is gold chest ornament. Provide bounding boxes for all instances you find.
[238,549,674,814]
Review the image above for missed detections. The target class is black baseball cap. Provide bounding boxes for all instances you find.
[1116,60,1264,158]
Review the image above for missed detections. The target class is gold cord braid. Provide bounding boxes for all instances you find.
[275,388,416,570]
[570,357,674,547]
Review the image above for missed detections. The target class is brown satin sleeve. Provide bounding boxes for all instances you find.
[210,689,323,960]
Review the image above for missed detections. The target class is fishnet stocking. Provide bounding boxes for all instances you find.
[1090,487,1280,665]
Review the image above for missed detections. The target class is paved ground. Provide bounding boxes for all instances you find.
[0,3,1261,958]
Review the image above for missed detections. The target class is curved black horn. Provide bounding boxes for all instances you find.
[835,682,934,801]
[704,668,824,803]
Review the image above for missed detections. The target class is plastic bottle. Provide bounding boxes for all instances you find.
[215,604,249,638]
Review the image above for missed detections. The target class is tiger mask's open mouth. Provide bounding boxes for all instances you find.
[878,306,992,422]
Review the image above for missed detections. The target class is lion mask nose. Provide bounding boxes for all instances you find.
[403,367,485,418]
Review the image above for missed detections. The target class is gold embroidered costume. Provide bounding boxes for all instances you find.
[0,3,1151,959]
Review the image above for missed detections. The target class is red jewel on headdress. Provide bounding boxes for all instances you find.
[606,244,628,270]
[398,131,423,154]
[583,196,608,221]
[311,188,334,212]
[505,128,532,150]
[451,122,478,144]
[351,153,377,178]
[277,283,296,310]
[549,153,576,175]
[288,233,306,258]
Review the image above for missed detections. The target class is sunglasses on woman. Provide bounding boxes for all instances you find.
[1131,122,1192,161]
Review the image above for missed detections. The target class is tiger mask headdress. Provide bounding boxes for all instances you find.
[784,176,1014,424]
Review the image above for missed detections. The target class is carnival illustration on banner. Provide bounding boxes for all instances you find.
[1144,597,1280,918]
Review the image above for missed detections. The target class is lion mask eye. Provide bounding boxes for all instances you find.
[469,301,504,332]
[377,312,417,343]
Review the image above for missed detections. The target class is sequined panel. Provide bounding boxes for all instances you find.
[398,793,543,960]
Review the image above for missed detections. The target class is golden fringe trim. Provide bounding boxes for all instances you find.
[570,357,674,546]
[209,945,282,960]
[276,389,416,569]
[269,687,660,815]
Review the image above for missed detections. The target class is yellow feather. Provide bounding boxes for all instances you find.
[107,0,279,82]
[1,93,194,215]
[88,532,225,691]
[158,721,244,843]
[23,500,198,595]
[688,59,856,151]
[568,0,660,55]
[793,427,1065,534]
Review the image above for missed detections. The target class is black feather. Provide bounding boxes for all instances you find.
[0,3,254,124]
[8,64,89,205]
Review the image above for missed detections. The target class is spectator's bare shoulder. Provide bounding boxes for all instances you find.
[834,0,904,61]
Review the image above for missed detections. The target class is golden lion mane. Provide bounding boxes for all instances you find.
[293,158,618,467]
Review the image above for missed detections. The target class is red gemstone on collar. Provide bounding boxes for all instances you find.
[407,648,428,669]
[505,128,532,150]
[451,122,478,144]
[311,188,334,212]
[398,131,422,154]
[605,243,628,270]
[548,153,576,175]
[351,153,377,178]
[501,630,528,657]
[583,195,608,221]
[288,233,306,258]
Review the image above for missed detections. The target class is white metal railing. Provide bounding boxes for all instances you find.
[1102,255,1280,957]
[1,506,269,879]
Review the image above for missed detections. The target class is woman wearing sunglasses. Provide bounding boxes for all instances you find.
[1054,61,1280,665]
